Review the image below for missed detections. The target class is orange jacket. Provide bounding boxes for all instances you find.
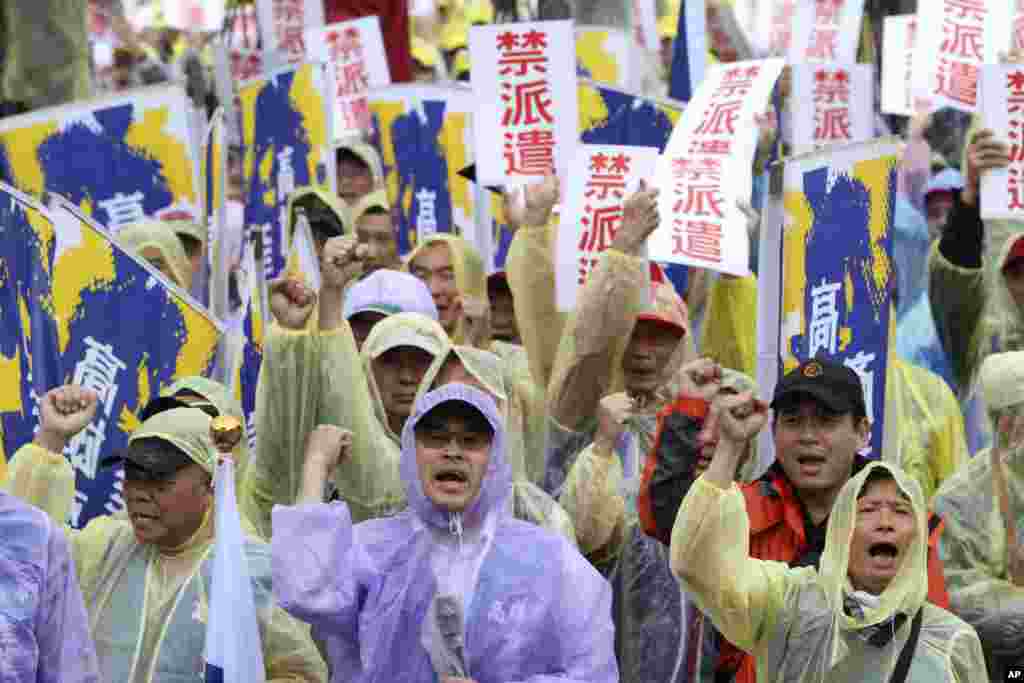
[640,396,951,683]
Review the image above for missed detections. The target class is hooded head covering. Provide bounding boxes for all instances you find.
[361,313,452,442]
[344,269,439,321]
[406,234,487,344]
[980,351,1024,414]
[125,407,217,474]
[820,462,928,641]
[399,383,512,530]
[286,185,349,240]
[165,219,206,248]
[351,188,390,226]
[158,376,250,487]
[336,142,385,189]
[118,219,193,290]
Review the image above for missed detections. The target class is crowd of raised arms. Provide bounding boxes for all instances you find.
[1,0,1024,682]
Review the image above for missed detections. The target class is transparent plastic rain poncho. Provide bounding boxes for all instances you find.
[5,409,327,683]
[405,233,487,346]
[240,313,448,536]
[504,214,568,389]
[933,359,1024,680]
[677,268,968,503]
[416,344,575,543]
[671,461,988,683]
[555,368,757,683]
[0,491,100,681]
[271,383,618,682]
[117,219,193,291]
[891,196,956,390]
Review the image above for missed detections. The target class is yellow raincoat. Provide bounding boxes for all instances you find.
[240,313,445,536]
[286,186,350,240]
[0,1,90,109]
[118,220,194,291]
[933,352,1024,679]
[5,409,327,682]
[415,344,575,541]
[405,233,487,345]
[696,272,967,502]
[336,141,385,189]
[351,188,390,225]
[504,214,568,389]
[671,461,988,682]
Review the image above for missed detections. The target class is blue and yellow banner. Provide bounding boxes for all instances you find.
[779,140,900,457]
[240,63,333,280]
[0,84,201,230]
[0,183,221,527]
[369,84,478,256]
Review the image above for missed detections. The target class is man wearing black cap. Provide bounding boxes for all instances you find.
[641,357,951,683]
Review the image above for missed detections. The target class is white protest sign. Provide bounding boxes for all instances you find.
[881,15,917,116]
[795,0,865,64]
[469,20,578,186]
[912,0,1012,113]
[707,1,754,62]
[1016,3,1024,50]
[257,0,325,69]
[790,63,873,154]
[557,145,660,311]
[649,59,785,276]
[758,0,814,59]
[980,64,1024,220]
[306,17,391,141]
[631,0,659,52]
[164,0,225,31]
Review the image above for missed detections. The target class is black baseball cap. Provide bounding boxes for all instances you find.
[102,437,195,481]
[770,357,867,417]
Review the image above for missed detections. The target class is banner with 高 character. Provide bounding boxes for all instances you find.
[0,84,201,232]
[240,62,335,280]
[757,138,900,463]
[368,84,482,254]
[0,183,221,528]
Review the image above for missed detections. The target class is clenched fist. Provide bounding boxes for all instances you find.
[612,181,660,255]
[269,277,317,330]
[321,235,368,292]
[35,385,99,453]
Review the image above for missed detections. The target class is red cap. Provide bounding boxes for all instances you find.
[1003,236,1024,272]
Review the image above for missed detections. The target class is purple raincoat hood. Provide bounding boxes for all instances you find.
[400,383,513,530]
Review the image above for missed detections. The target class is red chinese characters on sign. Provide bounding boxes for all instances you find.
[326,27,372,131]
[273,0,307,62]
[813,68,852,144]
[933,0,988,106]
[807,0,846,61]
[577,152,632,283]
[670,157,725,263]
[230,50,264,83]
[1008,71,1024,210]
[770,0,798,55]
[498,29,556,176]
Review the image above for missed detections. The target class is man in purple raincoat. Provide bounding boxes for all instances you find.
[0,491,99,681]
[272,383,617,683]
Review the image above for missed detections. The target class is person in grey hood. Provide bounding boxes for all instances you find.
[271,384,617,682]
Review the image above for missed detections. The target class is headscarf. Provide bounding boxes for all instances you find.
[118,219,192,290]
